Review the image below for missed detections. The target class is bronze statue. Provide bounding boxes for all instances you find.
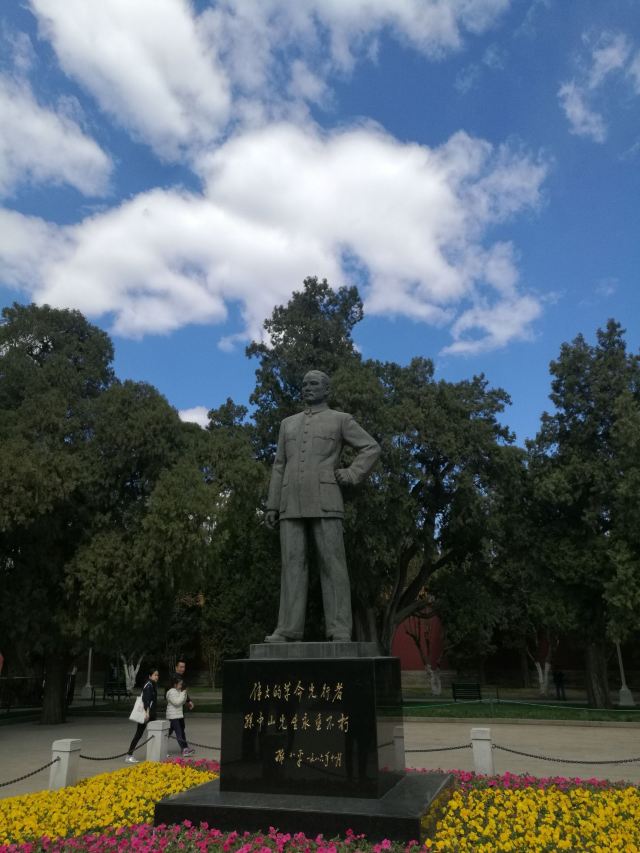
[265,370,380,642]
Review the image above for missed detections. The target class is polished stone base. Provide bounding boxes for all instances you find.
[220,656,402,798]
[250,642,380,659]
[155,773,453,844]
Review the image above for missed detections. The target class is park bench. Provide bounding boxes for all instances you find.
[102,679,130,701]
[452,682,482,702]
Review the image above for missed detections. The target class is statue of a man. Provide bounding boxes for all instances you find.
[265,370,381,642]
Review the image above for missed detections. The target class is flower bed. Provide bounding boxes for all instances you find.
[424,785,640,852]
[0,824,413,853]
[0,761,216,846]
[1,762,639,852]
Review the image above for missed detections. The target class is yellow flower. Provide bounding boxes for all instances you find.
[424,787,640,852]
[0,762,217,845]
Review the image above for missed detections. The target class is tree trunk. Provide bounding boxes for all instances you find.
[353,603,380,648]
[121,654,143,694]
[533,660,551,696]
[41,651,68,724]
[426,663,442,696]
[520,648,530,688]
[585,641,611,708]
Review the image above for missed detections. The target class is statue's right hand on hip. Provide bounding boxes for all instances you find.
[265,510,279,529]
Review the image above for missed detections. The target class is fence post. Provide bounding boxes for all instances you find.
[393,725,405,772]
[146,720,170,762]
[49,738,81,790]
[470,727,495,775]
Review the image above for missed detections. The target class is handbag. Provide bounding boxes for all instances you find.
[129,694,146,724]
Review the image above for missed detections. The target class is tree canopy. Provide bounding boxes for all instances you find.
[3,295,639,716]
[0,304,223,721]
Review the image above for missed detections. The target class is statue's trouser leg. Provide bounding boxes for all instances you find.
[274,519,309,639]
[312,518,352,640]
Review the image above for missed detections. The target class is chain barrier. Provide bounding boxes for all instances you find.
[187,741,220,751]
[80,736,152,761]
[406,744,471,753]
[492,744,640,765]
[403,699,640,713]
[0,757,60,788]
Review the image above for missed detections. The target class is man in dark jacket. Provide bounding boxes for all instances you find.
[174,659,195,755]
[265,370,380,643]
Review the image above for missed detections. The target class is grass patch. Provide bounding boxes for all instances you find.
[392,700,640,722]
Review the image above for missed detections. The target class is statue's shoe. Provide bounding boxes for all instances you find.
[264,632,290,643]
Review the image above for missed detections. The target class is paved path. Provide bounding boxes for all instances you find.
[1,716,639,800]
[403,718,640,784]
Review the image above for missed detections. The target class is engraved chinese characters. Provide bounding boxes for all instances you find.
[219,657,403,799]
[245,679,348,771]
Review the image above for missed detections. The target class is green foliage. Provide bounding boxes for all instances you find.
[247,276,363,456]
[0,304,226,721]
[526,320,640,706]
[245,279,515,655]
[197,400,280,659]
[6,295,638,716]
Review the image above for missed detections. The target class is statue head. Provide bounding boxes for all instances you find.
[302,370,330,406]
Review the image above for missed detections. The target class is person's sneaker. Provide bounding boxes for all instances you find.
[182,748,195,757]
[124,755,139,764]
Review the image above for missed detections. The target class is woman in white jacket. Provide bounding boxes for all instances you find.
[165,675,194,756]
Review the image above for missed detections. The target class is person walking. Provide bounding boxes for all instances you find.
[173,658,194,743]
[553,669,566,701]
[174,659,194,710]
[166,674,195,756]
[125,667,159,763]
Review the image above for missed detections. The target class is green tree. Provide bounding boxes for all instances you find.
[0,303,114,722]
[246,276,363,456]
[0,304,221,722]
[527,320,640,707]
[245,279,516,656]
[198,399,280,663]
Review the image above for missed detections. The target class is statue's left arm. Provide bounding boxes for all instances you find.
[337,416,381,486]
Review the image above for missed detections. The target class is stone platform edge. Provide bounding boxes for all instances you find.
[155,772,454,843]
[249,641,381,659]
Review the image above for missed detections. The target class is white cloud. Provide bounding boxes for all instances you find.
[0,122,547,354]
[482,44,506,70]
[515,0,551,40]
[628,50,640,94]
[595,277,618,298]
[2,27,37,75]
[29,0,231,160]
[558,81,607,142]
[559,30,640,143]
[0,75,112,197]
[288,60,332,108]
[587,32,630,89]
[179,406,209,428]
[28,0,510,157]
[0,208,68,286]
[455,64,481,94]
[204,0,511,82]
[442,294,542,355]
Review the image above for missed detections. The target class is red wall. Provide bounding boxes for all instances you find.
[391,615,445,670]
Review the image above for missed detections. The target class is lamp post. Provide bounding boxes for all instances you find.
[81,647,94,700]
[615,641,635,707]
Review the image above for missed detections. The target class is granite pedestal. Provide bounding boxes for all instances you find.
[155,643,452,842]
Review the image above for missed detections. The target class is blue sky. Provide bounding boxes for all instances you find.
[1,0,639,443]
